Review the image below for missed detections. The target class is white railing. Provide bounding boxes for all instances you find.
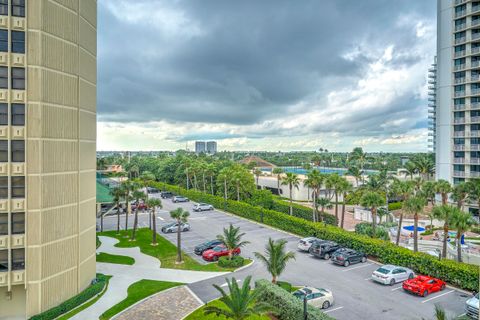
[470,158,480,164]
[472,20,480,27]
[470,130,480,137]
[471,75,480,82]
[471,102,480,109]
[455,0,466,5]
[471,116,480,122]
[455,37,467,44]
[471,88,480,95]
[454,158,465,164]
[454,144,466,150]
[454,64,466,71]
[473,47,480,54]
[454,91,466,97]
[454,117,466,123]
[470,171,480,178]
[455,24,467,31]
[455,10,467,18]
[454,104,466,110]
[454,171,466,177]
[473,61,480,68]
[455,77,466,84]
[471,144,480,151]
[473,33,480,41]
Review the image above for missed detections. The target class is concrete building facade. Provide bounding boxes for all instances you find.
[195,141,206,154]
[206,141,217,154]
[437,0,480,184]
[428,57,437,153]
[0,0,97,319]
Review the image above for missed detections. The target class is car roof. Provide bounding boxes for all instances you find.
[297,287,324,295]
[379,265,396,270]
[301,237,318,241]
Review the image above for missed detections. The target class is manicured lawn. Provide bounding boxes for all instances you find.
[185,298,270,320]
[96,235,101,249]
[96,252,135,265]
[99,280,182,320]
[97,228,249,272]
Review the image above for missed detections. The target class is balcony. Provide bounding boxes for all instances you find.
[470,130,480,137]
[428,79,436,84]
[455,10,467,18]
[454,131,466,137]
[454,158,465,164]
[471,102,480,109]
[455,77,466,84]
[454,104,466,110]
[473,20,480,28]
[471,171,480,178]
[472,74,480,82]
[472,61,480,68]
[455,0,466,5]
[471,116,480,122]
[455,24,467,32]
[455,64,467,71]
[473,33,480,41]
[428,97,436,102]
[473,46,480,54]
[472,6,480,14]
[454,144,466,150]
[471,88,480,95]
[454,171,466,177]
[470,158,480,164]
[455,37,467,44]
[428,85,435,90]
[454,117,466,123]
[454,91,466,97]
[471,144,480,150]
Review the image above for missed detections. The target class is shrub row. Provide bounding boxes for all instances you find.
[388,202,402,211]
[354,222,390,241]
[271,199,338,226]
[255,279,334,320]
[218,256,245,268]
[154,183,479,291]
[30,274,108,320]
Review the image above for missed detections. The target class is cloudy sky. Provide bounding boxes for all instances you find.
[97,0,436,152]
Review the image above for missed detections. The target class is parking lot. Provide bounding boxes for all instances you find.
[100,197,472,320]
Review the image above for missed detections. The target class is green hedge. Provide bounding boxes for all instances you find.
[271,199,337,226]
[255,279,334,320]
[388,202,402,211]
[30,274,108,320]
[218,256,245,268]
[154,183,479,291]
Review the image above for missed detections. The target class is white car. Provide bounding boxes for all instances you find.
[297,237,319,252]
[293,287,334,309]
[371,265,415,286]
[193,203,214,212]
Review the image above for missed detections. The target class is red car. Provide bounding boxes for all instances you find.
[202,245,241,261]
[402,275,446,297]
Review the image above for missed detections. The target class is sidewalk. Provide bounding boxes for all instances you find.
[71,236,227,320]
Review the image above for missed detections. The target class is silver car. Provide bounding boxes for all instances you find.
[293,286,334,309]
[193,203,214,212]
[297,237,319,252]
[371,265,415,286]
[161,222,191,233]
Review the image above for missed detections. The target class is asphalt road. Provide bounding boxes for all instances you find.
[98,197,472,320]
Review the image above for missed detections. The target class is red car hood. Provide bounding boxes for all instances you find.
[403,277,428,289]
[202,249,220,257]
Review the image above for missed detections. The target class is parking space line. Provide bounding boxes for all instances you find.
[341,263,373,272]
[391,286,403,291]
[324,306,344,313]
[364,278,371,281]
[421,290,454,304]
[157,217,164,220]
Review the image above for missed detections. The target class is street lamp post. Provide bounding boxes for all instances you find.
[303,295,308,320]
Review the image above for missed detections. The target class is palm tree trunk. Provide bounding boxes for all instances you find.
[132,209,139,240]
[177,221,182,263]
[116,204,120,234]
[277,176,280,195]
[312,192,316,222]
[341,193,346,229]
[396,212,403,246]
[319,205,324,222]
[152,209,157,245]
[334,192,339,226]
[272,275,277,284]
[289,185,293,215]
[371,207,377,237]
[124,201,129,234]
[442,193,447,205]
[236,182,240,201]
[224,179,228,200]
[442,223,448,258]
[210,176,214,195]
[457,233,462,262]
[413,213,418,252]
[149,209,152,229]
[202,173,206,193]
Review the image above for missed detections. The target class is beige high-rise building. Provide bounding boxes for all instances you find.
[0,0,97,319]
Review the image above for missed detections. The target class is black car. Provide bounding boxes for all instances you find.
[160,191,174,199]
[309,241,342,260]
[331,248,367,267]
[194,239,223,255]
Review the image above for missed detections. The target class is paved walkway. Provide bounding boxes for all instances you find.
[71,236,227,320]
[114,286,203,320]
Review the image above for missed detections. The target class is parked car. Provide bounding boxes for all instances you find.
[160,191,174,199]
[331,248,367,267]
[147,187,160,194]
[172,196,189,203]
[194,239,224,255]
[297,237,320,252]
[402,275,446,297]
[309,240,342,260]
[292,286,334,309]
[202,244,240,261]
[371,265,415,286]
[161,222,191,233]
[131,202,147,211]
[466,292,479,319]
[193,203,214,212]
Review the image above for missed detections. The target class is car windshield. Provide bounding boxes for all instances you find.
[165,223,176,227]
[207,240,218,246]
[376,267,391,274]
[293,291,305,299]
[212,246,225,252]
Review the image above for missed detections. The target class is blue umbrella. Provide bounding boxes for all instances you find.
[403,225,425,232]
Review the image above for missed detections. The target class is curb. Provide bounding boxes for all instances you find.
[232,259,255,273]
[180,286,205,320]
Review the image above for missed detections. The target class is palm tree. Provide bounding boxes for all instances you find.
[110,187,123,234]
[391,180,415,245]
[326,174,342,225]
[435,179,452,205]
[411,155,435,181]
[467,179,480,213]
[217,167,230,200]
[303,169,325,222]
[339,178,353,228]
[404,161,417,180]
[420,181,436,206]
[452,182,468,210]
[316,197,333,223]
[146,198,162,246]
[360,191,386,237]
[450,208,475,262]
[433,205,456,258]
[350,147,370,183]
[346,165,362,187]
[217,224,250,260]
[253,168,262,186]
[131,190,146,241]
[139,171,155,193]
[426,210,435,232]
[272,167,284,196]
[170,208,190,264]
[403,196,426,252]
[204,276,273,320]
[205,163,216,195]
[254,238,296,284]
[281,172,300,215]
[120,180,135,234]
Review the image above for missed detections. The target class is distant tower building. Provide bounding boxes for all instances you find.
[428,57,437,153]
[206,141,217,154]
[195,141,206,154]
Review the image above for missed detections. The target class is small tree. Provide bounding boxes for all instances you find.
[403,196,426,252]
[170,208,190,264]
[435,180,452,205]
[281,172,300,215]
[204,276,273,320]
[360,191,386,238]
[253,168,262,186]
[450,208,475,262]
[316,197,333,223]
[254,238,296,284]
[272,167,284,196]
[146,198,162,246]
[217,224,250,260]
[131,190,146,241]
[110,187,123,234]
[433,205,456,258]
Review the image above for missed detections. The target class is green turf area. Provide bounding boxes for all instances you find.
[97,181,113,203]
[184,298,270,320]
[57,275,112,320]
[97,228,250,272]
[96,252,135,265]
[99,280,182,320]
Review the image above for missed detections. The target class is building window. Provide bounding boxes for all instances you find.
[11,140,24,162]
[11,0,25,18]
[0,103,7,125]
[0,0,7,16]
[0,29,7,53]
[0,177,6,199]
[11,177,24,198]
[11,248,24,270]
[0,140,7,163]
[0,250,7,271]
[11,68,25,90]
[11,212,24,234]
[11,104,24,125]
[0,213,6,235]
[11,31,24,54]
[0,67,7,89]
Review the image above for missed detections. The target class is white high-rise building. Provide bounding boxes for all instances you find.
[195,141,206,154]
[428,57,437,153]
[436,0,480,184]
[206,141,217,154]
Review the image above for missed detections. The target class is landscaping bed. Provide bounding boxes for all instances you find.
[96,252,135,265]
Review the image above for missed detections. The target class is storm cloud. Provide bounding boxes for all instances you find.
[97,0,436,151]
